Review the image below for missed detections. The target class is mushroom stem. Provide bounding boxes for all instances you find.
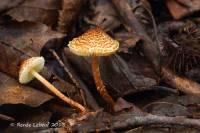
[91,56,115,106]
[30,69,87,112]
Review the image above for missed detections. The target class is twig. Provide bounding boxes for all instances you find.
[49,49,87,106]
[112,114,200,130]
[49,49,81,91]
[161,67,200,95]
[0,114,15,121]
[62,113,200,132]
[49,49,100,110]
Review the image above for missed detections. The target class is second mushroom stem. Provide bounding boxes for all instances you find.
[30,69,87,112]
[92,56,115,107]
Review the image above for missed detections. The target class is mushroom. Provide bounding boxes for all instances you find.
[68,28,119,107]
[19,57,86,112]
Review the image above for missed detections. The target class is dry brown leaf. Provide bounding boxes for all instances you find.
[85,0,120,31]
[0,0,24,12]
[114,31,141,53]
[148,95,200,119]
[0,72,53,107]
[0,42,28,79]
[0,22,64,57]
[57,0,86,33]
[144,102,189,117]
[166,0,200,19]
[5,0,62,26]
[0,22,64,78]
[101,55,157,97]
[21,0,61,10]
[6,7,58,26]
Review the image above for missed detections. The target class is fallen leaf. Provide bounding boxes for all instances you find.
[166,0,200,19]
[100,55,157,97]
[57,0,86,33]
[146,95,200,119]
[0,114,15,121]
[6,7,58,26]
[0,22,64,78]
[0,72,53,107]
[0,21,64,57]
[5,0,62,26]
[143,102,189,117]
[114,97,144,115]
[0,0,24,12]
[114,31,141,53]
[21,0,61,10]
[84,0,121,31]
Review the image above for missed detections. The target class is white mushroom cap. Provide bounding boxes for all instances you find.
[19,57,45,84]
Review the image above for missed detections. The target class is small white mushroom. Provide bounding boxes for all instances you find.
[19,57,86,112]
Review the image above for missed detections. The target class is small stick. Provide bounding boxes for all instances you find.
[112,114,200,130]
[49,49,81,89]
[0,114,15,121]
[62,113,200,132]
[49,49,87,106]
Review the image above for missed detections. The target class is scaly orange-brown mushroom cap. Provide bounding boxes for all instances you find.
[68,28,119,56]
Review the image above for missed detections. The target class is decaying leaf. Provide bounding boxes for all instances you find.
[21,0,61,10]
[0,22,64,79]
[57,0,86,33]
[144,102,189,117]
[166,0,200,19]
[5,0,61,26]
[0,42,28,79]
[0,0,24,12]
[0,22,64,57]
[101,55,157,97]
[114,31,141,53]
[85,0,121,31]
[0,72,53,107]
[142,94,200,119]
[6,7,58,26]
[0,114,15,121]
